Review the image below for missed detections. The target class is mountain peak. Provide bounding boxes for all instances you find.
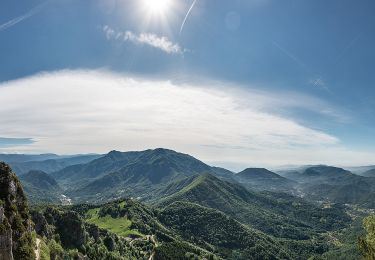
[152,148,171,154]
[235,167,295,192]
[106,150,124,158]
[237,168,282,179]
[303,166,352,176]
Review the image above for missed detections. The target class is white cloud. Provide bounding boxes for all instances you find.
[0,70,372,168]
[102,26,183,54]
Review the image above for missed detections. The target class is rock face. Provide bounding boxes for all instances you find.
[33,207,87,249]
[0,162,35,260]
[0,205,13,260]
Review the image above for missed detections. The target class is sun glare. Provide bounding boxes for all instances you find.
[142,0,172,15]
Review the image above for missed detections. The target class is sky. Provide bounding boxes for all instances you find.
[0,0,374,170]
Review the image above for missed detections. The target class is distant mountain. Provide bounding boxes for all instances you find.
[51,150,144,187]
[346,165,375,175]
[9,154,102,175]
[0,153,60,163]
[157,173,350,240]
[20,170,61,192]
[278,166,375,207]
[235,168,296,192]
[363,168,375,178]
[210,166,236,181]
[303,166,352,179]
[20,170,63,204]
[66,148,215,202]
[278,165,353,184]
[303,175,375,207]
[53,148,210,186]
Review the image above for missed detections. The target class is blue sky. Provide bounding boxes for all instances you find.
[0,0,374,169]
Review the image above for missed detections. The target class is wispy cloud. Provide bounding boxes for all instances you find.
[0,70,370,167]
[102,26,183,54]
[0,137,34,148]
[0,2,46,32]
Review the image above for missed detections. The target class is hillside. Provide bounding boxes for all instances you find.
[35,199,219,259]
[210,166,236,181]
[20,171,64,204]
[157,173,350,240]
[235,168,296,192]
[363,168,375,178]
[0,161,368,259]
[20,170,61,192]
[159,201,293,259]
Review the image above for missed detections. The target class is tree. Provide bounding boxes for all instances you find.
[359,215,375,259]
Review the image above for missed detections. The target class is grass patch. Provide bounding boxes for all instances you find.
[85,207,143,237]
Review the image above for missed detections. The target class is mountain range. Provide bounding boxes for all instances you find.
[2,149,375,208]
[1,148,374,259]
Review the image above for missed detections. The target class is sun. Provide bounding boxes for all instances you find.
[142,0,172,15]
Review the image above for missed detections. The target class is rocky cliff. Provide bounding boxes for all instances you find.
[0,162,35,260]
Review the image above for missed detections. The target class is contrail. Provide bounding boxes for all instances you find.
[333,33,362,65]
[0,2,47,32]
[272,41,311,73]
[273,41,332,93]
[180,0,197,35]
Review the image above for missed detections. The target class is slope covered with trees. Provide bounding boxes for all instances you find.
[157,173,350,240]
[0,162,35,260]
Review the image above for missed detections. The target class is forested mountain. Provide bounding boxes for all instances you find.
[276,165,375,208]
[363,168,375,178]
[279,165,353,184]
[19,171,63,204]
[63,149,217,203]
[157,173,349,240]
[1,149,374,259]
[52,149,213,190]
[235,168,296,192]
[20,171,61,191]
[158,201,292,259]
[8,154,102,176]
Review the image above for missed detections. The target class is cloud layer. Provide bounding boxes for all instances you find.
[103,26,183,54]
[0,70,372,168]
[0,137,34,148]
